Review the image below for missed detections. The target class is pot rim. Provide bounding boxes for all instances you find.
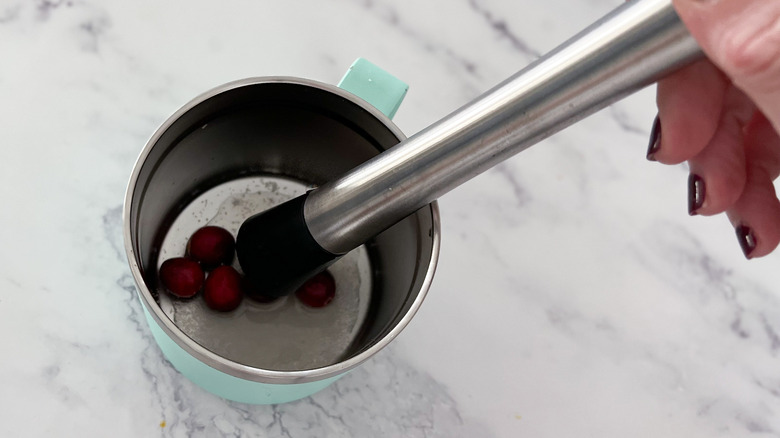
[122,77,441,384]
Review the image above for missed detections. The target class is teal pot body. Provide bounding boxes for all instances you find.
[123,59,440,404]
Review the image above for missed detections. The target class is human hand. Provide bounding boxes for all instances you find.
[650,0,780,258]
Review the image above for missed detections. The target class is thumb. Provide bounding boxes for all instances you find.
[672,0,780,132]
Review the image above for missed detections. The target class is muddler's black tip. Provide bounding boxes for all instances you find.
[236,193,339,298]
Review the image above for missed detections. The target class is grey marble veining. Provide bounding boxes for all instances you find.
[1,0,779,436]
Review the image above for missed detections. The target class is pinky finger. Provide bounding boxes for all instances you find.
[728,172,780,259]
[726,114,780,258]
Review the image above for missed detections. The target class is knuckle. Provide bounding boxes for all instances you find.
[720,17,780,82]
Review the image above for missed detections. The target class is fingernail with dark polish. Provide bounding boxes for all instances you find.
[647,115,661,161]
[688,174,705,215]
[735,225,757,259]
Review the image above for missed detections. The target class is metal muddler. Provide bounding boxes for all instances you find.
[236,0,704,296]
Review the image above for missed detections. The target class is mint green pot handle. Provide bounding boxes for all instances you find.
[338,58,408,119]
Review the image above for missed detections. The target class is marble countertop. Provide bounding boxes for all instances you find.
[2,0,779,436]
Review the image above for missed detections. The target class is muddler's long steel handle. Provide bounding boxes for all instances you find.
[305,0,703,254]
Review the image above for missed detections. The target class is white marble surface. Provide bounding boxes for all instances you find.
[1,0,779,436]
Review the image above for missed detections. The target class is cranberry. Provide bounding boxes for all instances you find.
[186,226,235,269]
[203,265,244,312]
[295,271,336,308]
[159,257,204,298]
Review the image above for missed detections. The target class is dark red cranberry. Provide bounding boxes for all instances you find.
[159,257,204,298]
[203,266,244,312]
[186,226,235,269]
[295,271,336,308]
[242,277,279,304]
